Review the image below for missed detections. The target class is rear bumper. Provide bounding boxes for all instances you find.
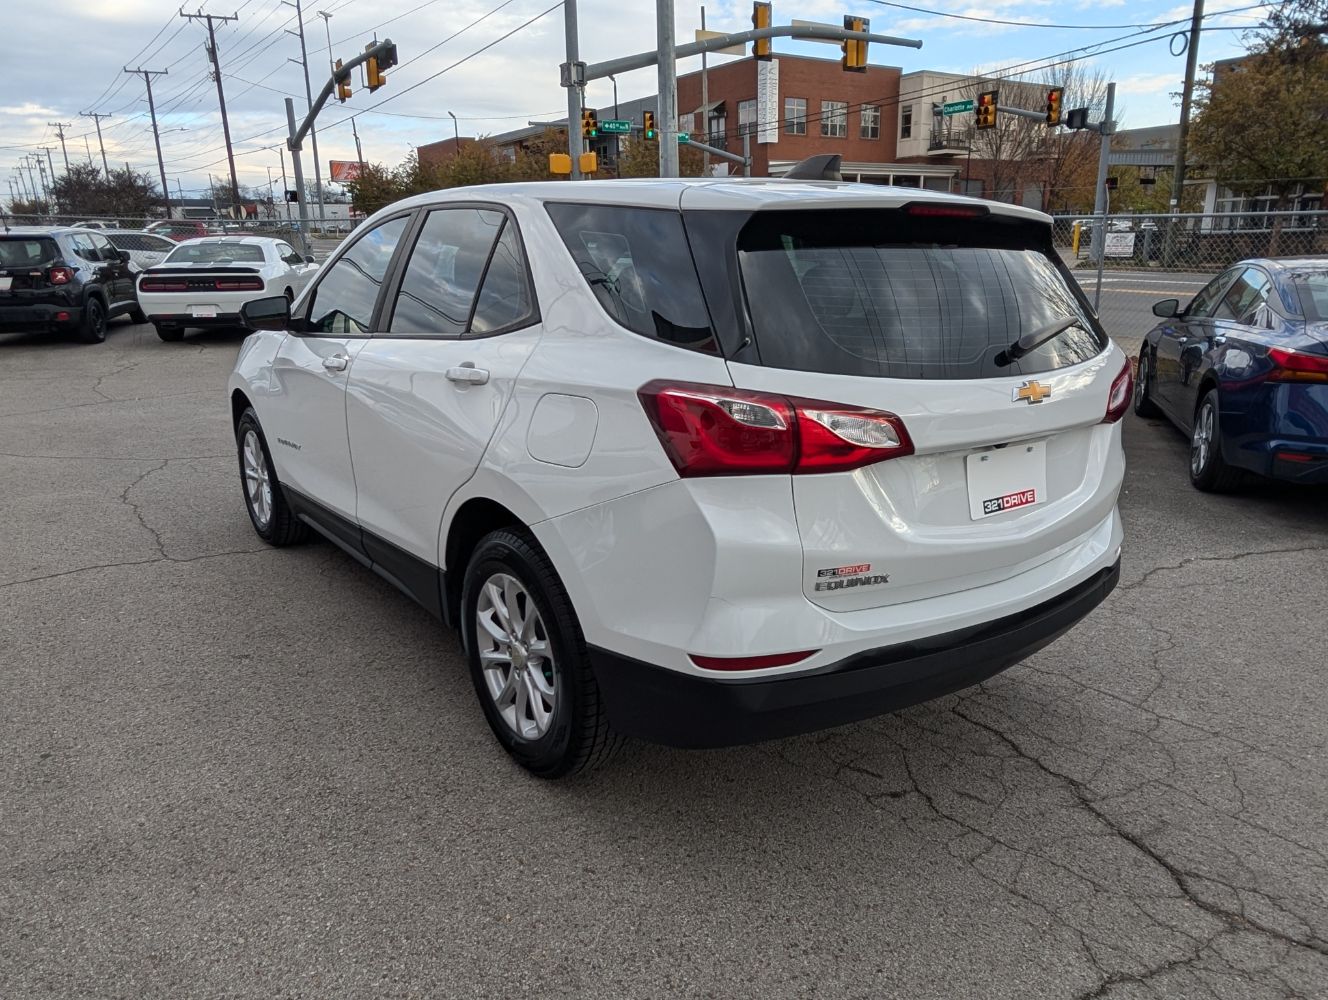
[150,312,244,328]
[0,302,82,332]
[1223,384,1328,482]
[590,559,1120,749]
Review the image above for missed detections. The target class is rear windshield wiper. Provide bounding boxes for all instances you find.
[995,315,1086,367]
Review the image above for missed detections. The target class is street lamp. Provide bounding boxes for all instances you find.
[448,111,459,155]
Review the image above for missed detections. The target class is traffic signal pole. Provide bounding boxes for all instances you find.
[563,0,584,180]
[657,0,679,179]
[1090,82,1116,310]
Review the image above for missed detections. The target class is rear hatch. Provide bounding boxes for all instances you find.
[0,235,62,291]
[702,202,1128,612]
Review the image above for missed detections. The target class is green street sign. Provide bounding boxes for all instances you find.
[677,132,691,142]
[941,99,974,116]
[600,119,632,134]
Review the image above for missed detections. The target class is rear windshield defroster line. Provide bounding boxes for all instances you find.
[735,209,1107,381]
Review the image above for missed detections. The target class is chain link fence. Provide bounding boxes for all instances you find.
[1054,210,1328,274]
[0,212,347,242]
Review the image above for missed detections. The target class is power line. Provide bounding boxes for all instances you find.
[862,0,1270,31]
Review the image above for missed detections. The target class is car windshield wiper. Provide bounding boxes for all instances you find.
[995,315,1086,367]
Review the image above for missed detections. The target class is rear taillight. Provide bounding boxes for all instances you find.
[638,381,914,477]
[215,277,264,291]
[1268,346,1328,384]
[1102,358,1133,424]
[139,278,188,292]
[48,266,73,285]
[689,650,818,671]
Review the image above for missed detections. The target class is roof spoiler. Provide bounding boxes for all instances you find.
[781,154,843,182]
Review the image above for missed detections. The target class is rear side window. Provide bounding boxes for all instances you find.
[1292,271,1328,321]
[1216,267,1271,326]
[545,203,717,353]
[305,215,408,335]
[0,238,58,267]
[737,209,1105,380]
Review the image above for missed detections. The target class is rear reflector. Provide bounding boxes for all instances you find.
[689,650,817,671]
[55,311,69,321]
[1268,346,1328,383]
[1276,451,1315,464]
[1102,358,1133,423]
[638,381,914,477]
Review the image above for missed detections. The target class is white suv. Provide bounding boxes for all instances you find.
[228,178,1130,777]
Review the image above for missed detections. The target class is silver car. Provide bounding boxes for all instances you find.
[102,230,178,276]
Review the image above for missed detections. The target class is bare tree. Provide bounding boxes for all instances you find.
[1037,63,1110,213]
[958,71,1047,204]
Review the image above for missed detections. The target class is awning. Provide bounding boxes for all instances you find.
[692,100,725,117]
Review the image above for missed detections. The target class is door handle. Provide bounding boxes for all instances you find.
[322,353,350,373]
[446,364,490,385]
[1175,336,1188,346]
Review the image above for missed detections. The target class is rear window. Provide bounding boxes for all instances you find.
[737,209,1106,380]
[545,202,717,353]
[0,238,58,267]
[1291,271,1328,322]
[166,242,265,264]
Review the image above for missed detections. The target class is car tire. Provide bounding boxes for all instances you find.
[461,529,622,778]
[1190,388,1244,493]
[154,323,184,342]
[235,408,309,546]
[79,296,107,344]
[284,287,294,303]
[1133,352,1162,418]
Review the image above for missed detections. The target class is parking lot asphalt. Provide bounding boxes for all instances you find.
[3,320,1326,1000]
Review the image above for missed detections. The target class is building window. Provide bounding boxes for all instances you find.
[709,112,727,150]
[861,105,880,140]
[900,104,913,140]
[821,100,847,138]
[738,99,757,136]
[785,97,807,135]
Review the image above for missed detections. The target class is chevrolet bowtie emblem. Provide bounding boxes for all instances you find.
[1013,380,1051,404]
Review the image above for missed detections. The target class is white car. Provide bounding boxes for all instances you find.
[102,230,177,275]
[227,177,1130,777]
[137,235,318,342]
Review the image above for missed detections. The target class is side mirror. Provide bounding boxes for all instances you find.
[304,254,315,264]
[117,250,131,263]
[240,295,292,332]
[1152,298,1180,318]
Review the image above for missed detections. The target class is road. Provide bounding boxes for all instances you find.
[3,320,1326,999]
[1072,269,1213,358]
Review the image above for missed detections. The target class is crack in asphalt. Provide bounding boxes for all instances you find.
[0,547,272,593]
[1118,544,1328,593]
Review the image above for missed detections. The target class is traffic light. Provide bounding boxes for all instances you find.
[581,108,598,139]
[643,111,657,141]
[752,2,772,60]
[335,59,352,102]
[1045,86,1063,127]
[364,41,397,92]
[842,15,869,72]
[1065,107,1089,130]
[976,89,998,130]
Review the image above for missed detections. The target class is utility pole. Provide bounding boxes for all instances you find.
[80,112,114,176]
[284,0,326,226]
[1169,0,1204,213]
[42,148,56,188]
[48,122,73,172]
[181,8,242,214]
[351,117,364,169]
[1090,81,1117,311]
[279,146,291,222]
[83,134,94,166]
[562,0,584,179]
[125,68,173,219]
[700,5,709,175]
[657,0,679,178]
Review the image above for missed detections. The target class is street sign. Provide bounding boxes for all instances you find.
[677,132,691,142]
[941,100,974,116]
[600,119,632,134]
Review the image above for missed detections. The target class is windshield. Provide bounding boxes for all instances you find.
[737,209,1106,380]
[1291,271,1328,322]
[166,242,265,264]
[0,237,59,268]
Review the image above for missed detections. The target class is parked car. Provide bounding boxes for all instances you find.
[0,226,143,342]
[1134,257,1328,490]
[137,235,318,342]
[71,220,115,230]
[102,229,177,275]
[227,178,1130,777]
[143,219,210,242]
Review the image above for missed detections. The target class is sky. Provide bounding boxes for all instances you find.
[1,0,1268,204]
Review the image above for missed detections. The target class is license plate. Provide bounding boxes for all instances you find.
[189,305,218,318]
[0,277,11,291]
[966,441,1048,520]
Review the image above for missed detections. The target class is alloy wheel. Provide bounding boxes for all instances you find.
[1191,402,1214,476]
[242,429,272,529]
[1134,357,1148,408]
[475,572,557,741]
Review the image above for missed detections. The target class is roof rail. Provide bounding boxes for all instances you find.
[781,154,843,182]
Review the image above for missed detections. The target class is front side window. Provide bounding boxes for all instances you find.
[862,105,881,140]
[276,242,303,266]
[546,202,716,353]
[69,234,100,263]
[738,99,757,136]
[89,234,118,262]
[1187,272,1236,319]
[736,209,1105,380]
[899,104,912,139]
[305,215,408,335]
[785,97,807,135]
[821,100,847,138]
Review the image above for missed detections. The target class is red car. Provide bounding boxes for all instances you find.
[143,220,210,242]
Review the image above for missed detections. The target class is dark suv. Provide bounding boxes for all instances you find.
[0,227,144,343]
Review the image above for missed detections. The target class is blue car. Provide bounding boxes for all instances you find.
[1134,257,1328,491]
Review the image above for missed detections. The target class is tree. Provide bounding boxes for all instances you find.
[1188,44,1328,249]
[959,72,1046,203]
[4,198,51,224]
[614,138,705,178]
[1038,64,1110,214]
[48,163,161,220]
